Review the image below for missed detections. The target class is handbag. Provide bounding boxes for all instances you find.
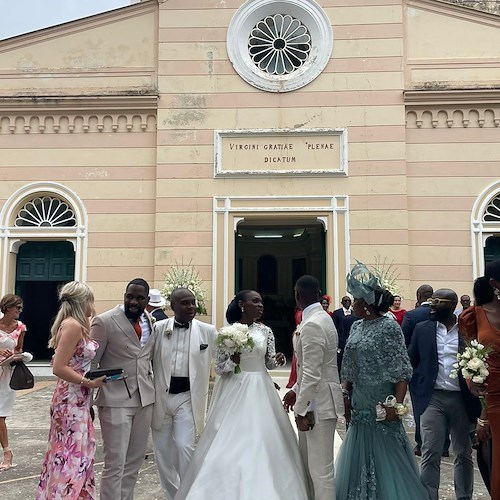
[9,361,34,390]
[85,368,124,380]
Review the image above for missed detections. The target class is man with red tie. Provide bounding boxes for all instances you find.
[91,278,156,500]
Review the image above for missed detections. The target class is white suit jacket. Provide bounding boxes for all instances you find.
[151,317,217,435]
[294,303,344,419]
[91,306,156,408]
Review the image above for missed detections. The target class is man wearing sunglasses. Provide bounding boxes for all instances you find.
[408,289,481,500]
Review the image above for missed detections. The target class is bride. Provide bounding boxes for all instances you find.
[174,290,310,499]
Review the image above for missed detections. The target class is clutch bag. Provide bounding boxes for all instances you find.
[85,368,126,381]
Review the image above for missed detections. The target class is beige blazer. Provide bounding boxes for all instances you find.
[151,317,217,435]
[294,302,344,419]
[91,306,155,408]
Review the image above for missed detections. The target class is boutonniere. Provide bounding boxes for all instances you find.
[294,330,300,337]
[164,329,172,338]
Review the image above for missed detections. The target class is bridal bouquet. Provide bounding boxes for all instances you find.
[216,322,255,374]
[450,339,492,408]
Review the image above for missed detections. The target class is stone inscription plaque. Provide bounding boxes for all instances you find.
[215,128,347,176]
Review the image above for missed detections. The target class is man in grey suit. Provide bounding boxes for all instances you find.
[284,275,344,500]
[91,278,156,500]
[151,287,217,499]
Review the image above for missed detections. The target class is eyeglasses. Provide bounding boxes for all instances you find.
[428,298,454,306]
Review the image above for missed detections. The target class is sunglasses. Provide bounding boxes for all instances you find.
[428,298,454,306]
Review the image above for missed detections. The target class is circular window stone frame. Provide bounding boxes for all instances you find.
[227,0,333,93]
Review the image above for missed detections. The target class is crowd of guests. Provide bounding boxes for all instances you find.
[0,259,500,499]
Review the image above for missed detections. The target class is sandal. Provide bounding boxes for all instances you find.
[0,447,17,471]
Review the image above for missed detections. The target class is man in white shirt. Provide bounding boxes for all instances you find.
[408,289,481,500]
[151,288,216,499]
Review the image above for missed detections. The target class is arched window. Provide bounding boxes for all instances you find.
[471,182,500,276]
[15,196,77,227]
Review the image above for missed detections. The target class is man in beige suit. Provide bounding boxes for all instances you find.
[284,275,344,500]
[91,278,155,500]
[151,287,216,499]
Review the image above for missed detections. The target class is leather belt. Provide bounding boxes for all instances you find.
[169,376,190,394]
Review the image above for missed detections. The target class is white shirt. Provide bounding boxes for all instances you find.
[343,307,352,316]
[434,321,460,391]
[171,322,191,377]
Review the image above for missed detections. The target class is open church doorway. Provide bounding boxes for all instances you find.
[235,219,326,358]
[15,241,75,360]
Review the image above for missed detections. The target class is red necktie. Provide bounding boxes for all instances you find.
[134,318,142,341]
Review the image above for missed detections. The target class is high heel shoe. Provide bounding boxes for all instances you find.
[0,447,17,471]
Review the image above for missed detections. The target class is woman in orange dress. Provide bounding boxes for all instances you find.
[459,259,500,499]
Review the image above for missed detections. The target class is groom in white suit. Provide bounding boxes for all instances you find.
[151,287,217,499]
[284,275,344,500]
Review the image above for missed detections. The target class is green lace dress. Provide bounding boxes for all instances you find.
[335,315,429,500]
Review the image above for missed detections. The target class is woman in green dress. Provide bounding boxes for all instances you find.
[335,263,429,499]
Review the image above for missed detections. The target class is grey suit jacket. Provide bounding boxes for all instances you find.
[151,317,217,435]
[294,303,344,419]
[91,306,155,408]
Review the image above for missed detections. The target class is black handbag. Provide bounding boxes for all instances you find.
[9,361,34,390]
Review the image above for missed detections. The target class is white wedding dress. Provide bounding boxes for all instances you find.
[175,322,310,500]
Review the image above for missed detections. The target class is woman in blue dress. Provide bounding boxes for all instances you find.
[335,263,429,499]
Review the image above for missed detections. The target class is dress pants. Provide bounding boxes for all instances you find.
[420,390,474,500]
[298,417,337,500]
[98,404,153,500]
[152,391,196,500]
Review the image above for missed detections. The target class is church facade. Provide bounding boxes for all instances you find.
[1,0,499,356]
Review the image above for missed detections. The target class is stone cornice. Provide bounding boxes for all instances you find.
[406,0,500,29]
[0,95,158,112]
[404,88,500,105]
[0,0,158,50]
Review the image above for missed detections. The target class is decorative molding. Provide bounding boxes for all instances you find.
[0,95,157,111]
[0,112,157,134]
[404,89,500,105]
[406,107,500,128]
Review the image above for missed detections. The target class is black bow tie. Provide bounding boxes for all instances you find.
[174,321,190,329]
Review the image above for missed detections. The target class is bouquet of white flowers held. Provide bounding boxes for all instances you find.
[450,339,493,408]
[216,322,255,374]
[162,262,207,316]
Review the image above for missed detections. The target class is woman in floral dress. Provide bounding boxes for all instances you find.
[0,294,27,471]
[37,282,105,500]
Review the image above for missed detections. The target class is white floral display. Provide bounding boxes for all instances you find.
[216,322,255,374]
[162,262,207,315]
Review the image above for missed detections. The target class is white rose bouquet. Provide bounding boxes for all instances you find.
[450,339,492,408]
[216,322,255,374]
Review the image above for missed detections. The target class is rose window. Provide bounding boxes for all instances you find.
[248,14,311,75]
[15,196,76,227]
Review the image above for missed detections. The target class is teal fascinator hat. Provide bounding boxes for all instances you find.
[346,262,381,306]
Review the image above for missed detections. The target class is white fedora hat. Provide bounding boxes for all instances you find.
[148,289,166,307]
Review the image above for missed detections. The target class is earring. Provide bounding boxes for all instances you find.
[364,306,371,316]
[241,307,244,312]
[495,288,500,301]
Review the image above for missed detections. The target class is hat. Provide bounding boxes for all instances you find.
[148,289,166,308]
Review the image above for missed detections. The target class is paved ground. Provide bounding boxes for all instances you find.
[0,374,491,499]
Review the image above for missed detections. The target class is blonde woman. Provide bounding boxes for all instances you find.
[37,282,105,500]
[0,294,27,471]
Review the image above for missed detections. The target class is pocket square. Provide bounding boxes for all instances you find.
[200,344,209,351]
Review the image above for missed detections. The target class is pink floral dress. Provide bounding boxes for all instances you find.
[0,321,26,417]
[37,338,98,500]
